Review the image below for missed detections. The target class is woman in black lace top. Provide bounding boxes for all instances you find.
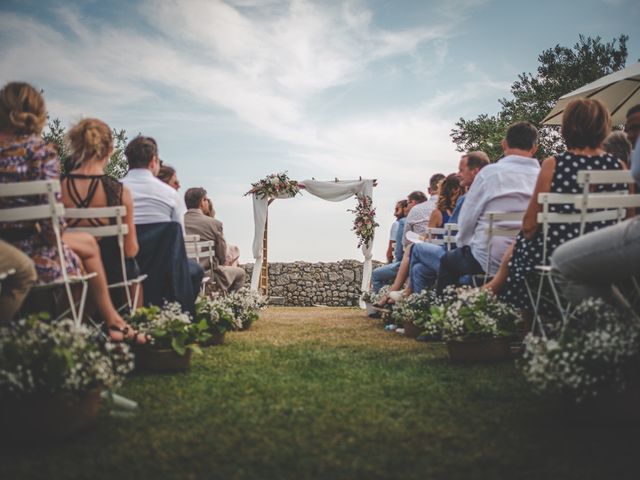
[61,118,146,343]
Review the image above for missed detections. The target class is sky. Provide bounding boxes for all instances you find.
[1,0,639,263]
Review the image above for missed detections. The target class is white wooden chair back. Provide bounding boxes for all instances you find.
[537,192,620,264]
[482,211,524,278]
[0,180,90,323]
[184,234,216,293]
[576,169,635,235]
[65,206,143,311]
[424,223,458,251]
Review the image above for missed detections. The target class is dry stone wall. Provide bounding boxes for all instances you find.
[242,260,383,306]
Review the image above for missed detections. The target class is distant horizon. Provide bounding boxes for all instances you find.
[1,0,639,264]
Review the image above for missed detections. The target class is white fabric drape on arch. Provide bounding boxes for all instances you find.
[250,179,376,305]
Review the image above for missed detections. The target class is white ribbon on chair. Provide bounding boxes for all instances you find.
[249,178,376,305]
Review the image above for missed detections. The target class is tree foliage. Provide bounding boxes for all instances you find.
[42,119,129,179]
[450,34,629,161]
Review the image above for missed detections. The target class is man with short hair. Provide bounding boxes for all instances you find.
[122,136,202,314]
[436,122,540,293]
[420,172,445,223]
[402,190,428,246]
[121,136,186,230]
[184,188,246,293]
[408,151,490,293]
[386,200,407,263]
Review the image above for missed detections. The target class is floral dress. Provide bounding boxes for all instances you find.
[500,151,625,309]
[0,134,82,283]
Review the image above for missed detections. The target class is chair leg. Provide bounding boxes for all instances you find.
[76,280,90,327]
[525,277,546,339]
[547,274,571,326]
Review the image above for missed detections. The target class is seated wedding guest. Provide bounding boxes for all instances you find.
[551,137,640,305]
[408,173,462,294]
[374,154,489,305]
[625,104,640,148]
[401,190,428,246]
[603,131,632,167]
[371,199,409,294]
[61,118,142,307]
[122,136,202,314]
[386,200,407,264]
[157,164,181,190]
[436,122,541,293]
[488,99,626,310]
[0,239,36,323]
[204,197,240,267]
[184,187,245,292]
[0,82,142,342]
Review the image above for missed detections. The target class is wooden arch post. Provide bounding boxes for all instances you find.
[259,198,275,296]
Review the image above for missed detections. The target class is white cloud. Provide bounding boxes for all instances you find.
[0,0,507,262]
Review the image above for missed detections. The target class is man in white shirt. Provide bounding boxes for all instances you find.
[121,135,201,314]
[401,190,428,246]
[121,137,186,230]
[436,122,541,293]
[408,152,489,294]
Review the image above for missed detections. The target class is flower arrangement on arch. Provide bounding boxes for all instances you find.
[127,303,211,356]
[0,313,134,399]
[348,194,378,248]
[432,287,520,341]
[245,171,301,199]
[521,298,640,403]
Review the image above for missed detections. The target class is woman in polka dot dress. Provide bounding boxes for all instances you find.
[499,98,627,310]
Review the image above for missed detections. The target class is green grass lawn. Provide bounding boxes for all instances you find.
[1,307,637,480]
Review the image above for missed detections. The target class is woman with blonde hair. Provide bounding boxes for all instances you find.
[61,118,146,342]
[0,82,142,342]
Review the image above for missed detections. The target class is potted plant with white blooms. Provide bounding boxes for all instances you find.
[219,288,267,331]
[521,298,640,423]
[0,313,134,441]
[390,289,441,339]
[433,287,519,362]
[128,302,210,373]
[195,295,242,346]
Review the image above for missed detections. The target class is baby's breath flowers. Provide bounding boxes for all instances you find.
[391,289,443,339]
[521,298,640,402]
[128,302,210,355]
[433,287,519,341]
[0,313,133,399]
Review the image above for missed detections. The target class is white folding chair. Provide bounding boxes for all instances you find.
[185,234,216,294]
[423,223,458,251]
[65,206,147,313]
[526,191,627,337]
[0,180,96,324]
[577,169,634,235]
[480,211,524,285]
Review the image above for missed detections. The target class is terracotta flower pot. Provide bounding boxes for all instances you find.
[403,321,422,339]
[565,381,640,425]
[446,337,512,363]
[0,388,101,443]
[135,347,192,373]
[202,330,225,346]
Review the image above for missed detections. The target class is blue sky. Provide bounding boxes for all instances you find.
[1,0,639,263]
